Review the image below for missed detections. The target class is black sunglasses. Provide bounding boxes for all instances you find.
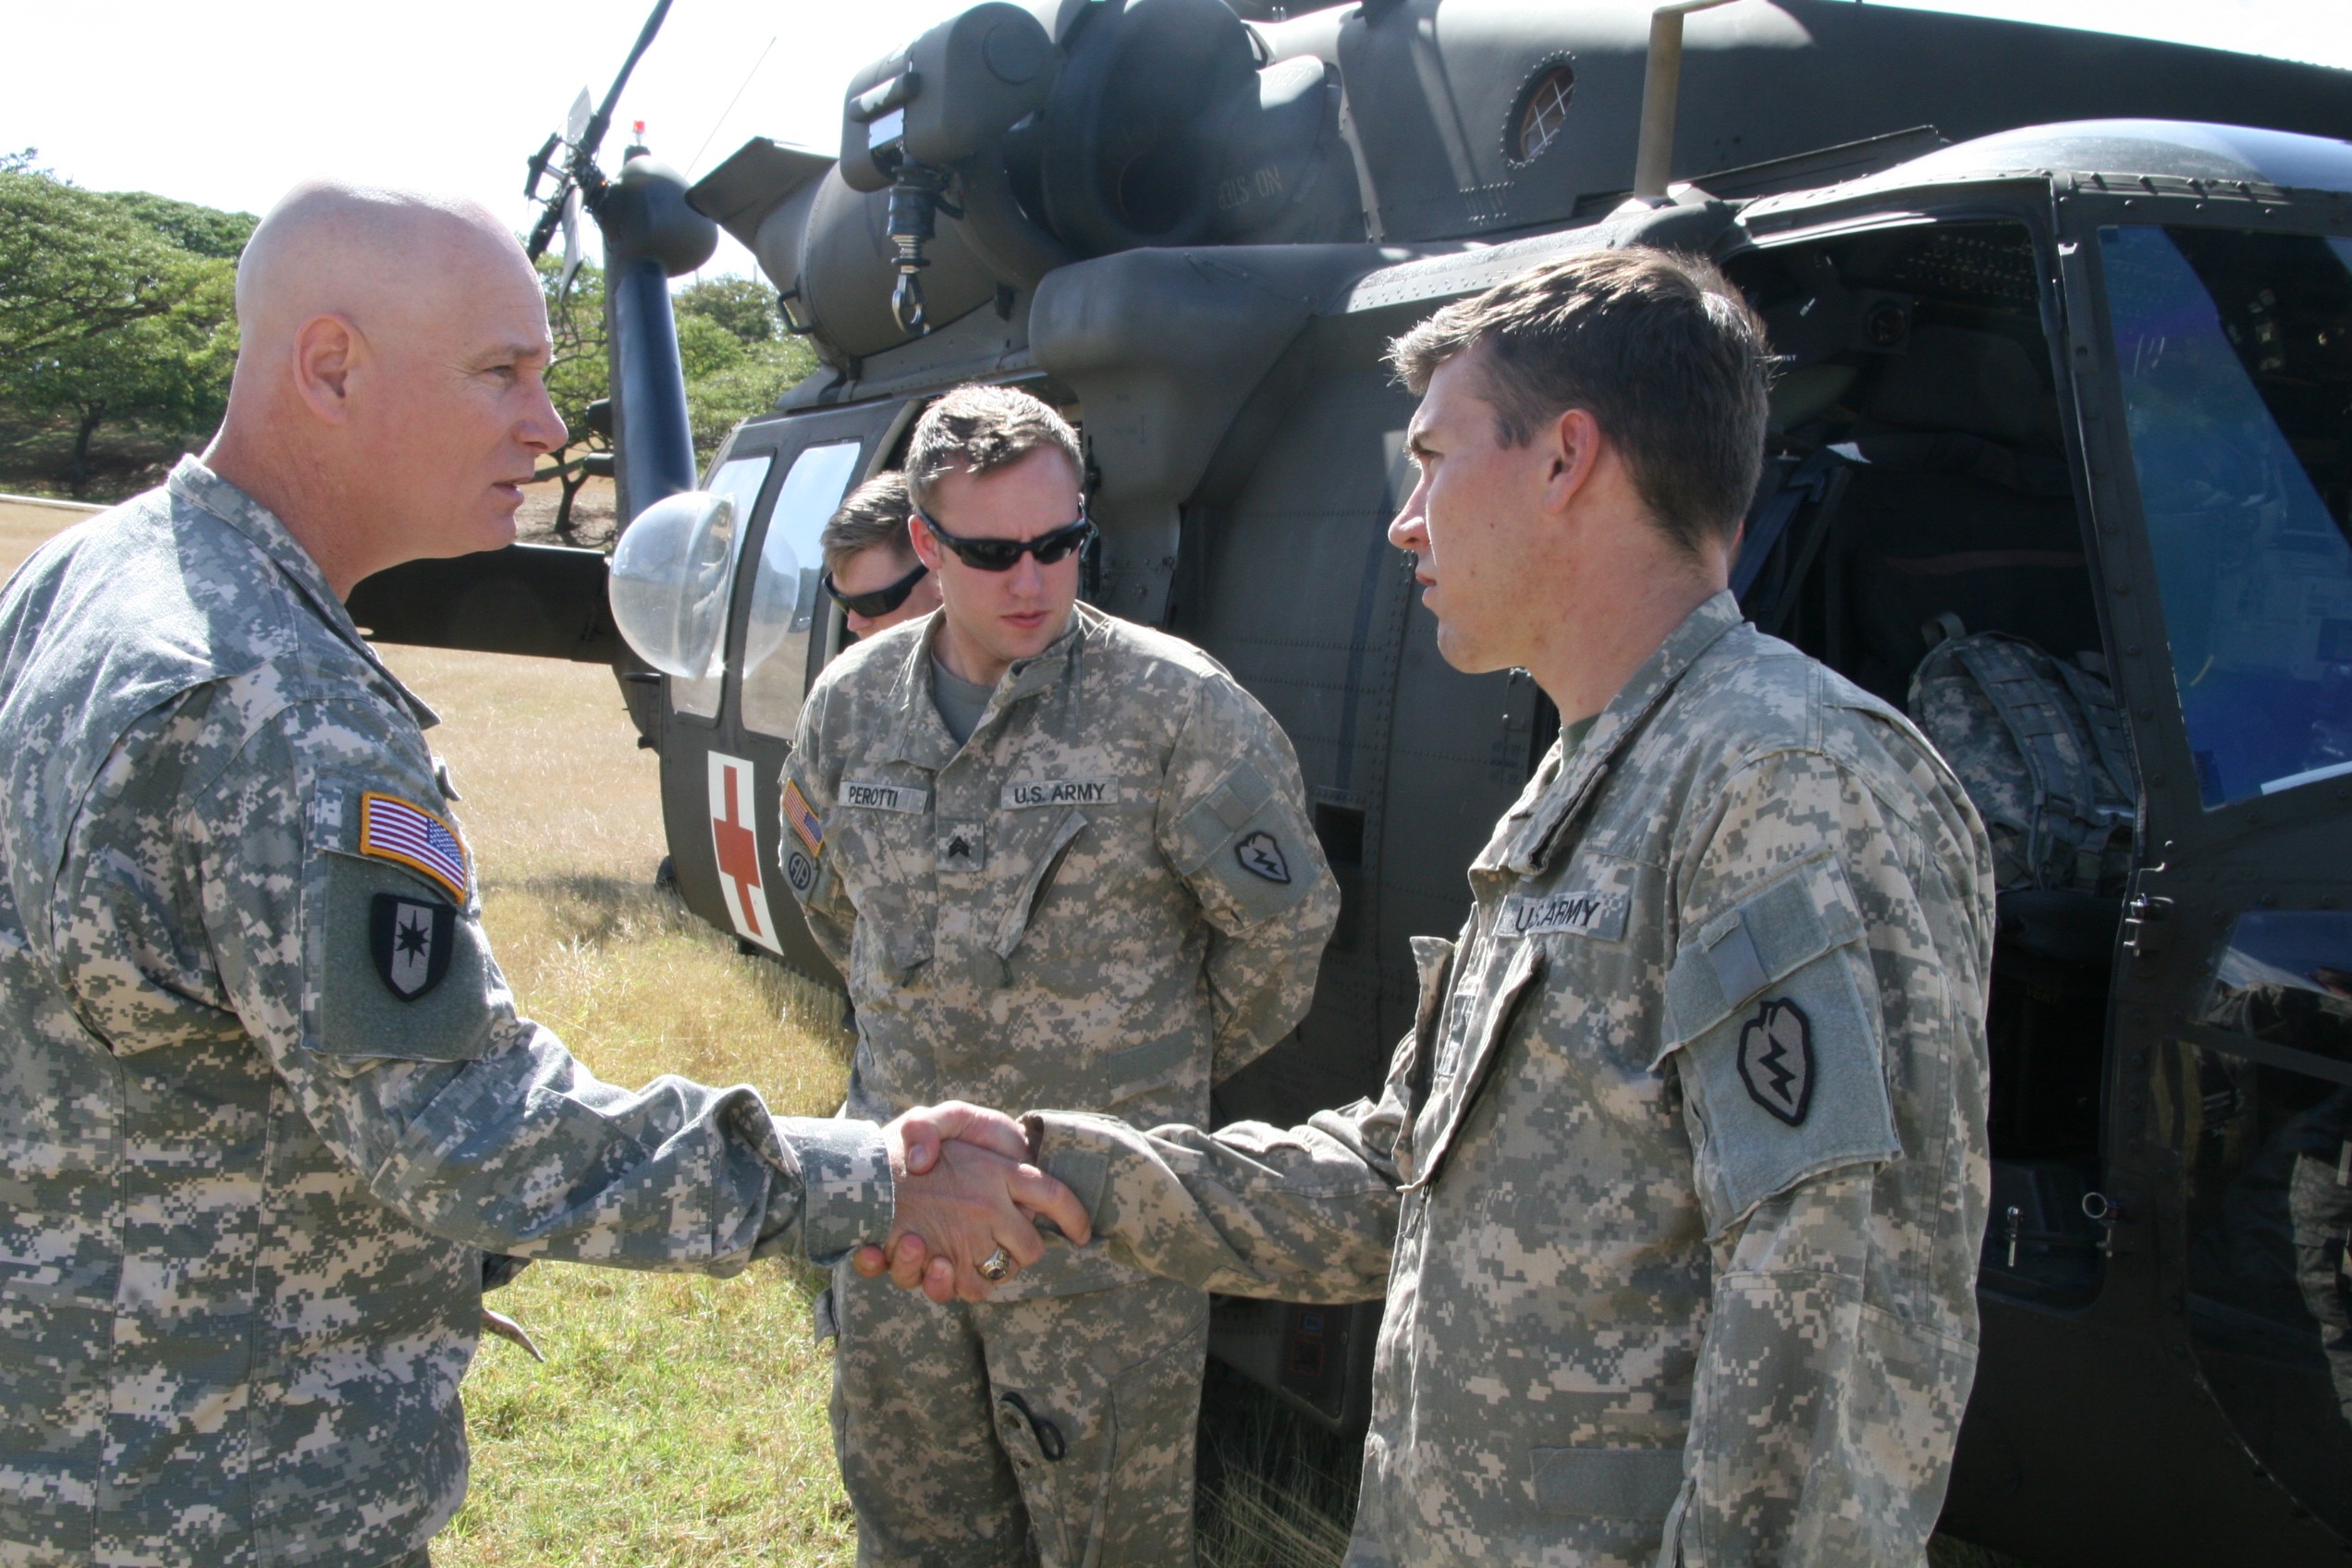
[916,511,1096,572]
[822,558,930,619]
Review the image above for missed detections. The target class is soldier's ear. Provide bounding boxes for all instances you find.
[1540,406,1605,517]
[290,312,362,424]
[908,514,946,573]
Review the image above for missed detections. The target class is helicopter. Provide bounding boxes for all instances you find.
[342,0,2352,1560]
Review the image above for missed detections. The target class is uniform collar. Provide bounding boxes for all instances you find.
[166,457,440,729]
[879,603,1093,769]
[1490,589,1746,876]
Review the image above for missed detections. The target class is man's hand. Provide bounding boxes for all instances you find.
[863,1103,1087,1303]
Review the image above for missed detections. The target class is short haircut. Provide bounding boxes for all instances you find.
[820,472,915,576]
[1388,247,1772,554]
[901,385,1083,518]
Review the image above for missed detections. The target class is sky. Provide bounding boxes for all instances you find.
[6,0,2349,284]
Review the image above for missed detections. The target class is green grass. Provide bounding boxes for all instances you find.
[442,1268,852,1567]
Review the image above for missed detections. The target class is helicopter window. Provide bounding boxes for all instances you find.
[2101,226,2352,809]
[2200,911,2352,1069]
[669,452,776,720]
[741,440,865,741]
[1511,63,1574,165]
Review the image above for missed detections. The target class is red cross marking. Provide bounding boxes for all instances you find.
[713,764,765,937]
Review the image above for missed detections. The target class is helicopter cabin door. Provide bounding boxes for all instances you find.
[2052,179,2352,1550]
[655,398,914,987]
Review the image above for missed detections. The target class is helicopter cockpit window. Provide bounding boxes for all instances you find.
[668,453,775,720]
[2101,226,2352,809]
[741,440,864,741]
[2199,911,2352,1068]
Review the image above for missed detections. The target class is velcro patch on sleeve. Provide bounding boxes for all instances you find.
[1170,762,1316,926]
[1660,857,1897,1233]
[782,778,825,857]
[357,791,471,902]
[318,851,499,1063]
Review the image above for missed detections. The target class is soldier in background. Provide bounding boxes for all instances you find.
[787,385,1339,1566]
[886,250,1997,1565]
[823,472,943,637]
[0,181,1085,1568]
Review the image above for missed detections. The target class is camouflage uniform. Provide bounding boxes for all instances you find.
[0,460,894,1568]
[1028,592,1995,1566]
[784,602,1337,1566]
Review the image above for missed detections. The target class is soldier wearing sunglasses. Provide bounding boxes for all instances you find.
[820,472,943,636]
[781,385,1339,1567]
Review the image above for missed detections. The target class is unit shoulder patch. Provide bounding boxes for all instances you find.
[372,893,456,1001]
[357,791,470,902]
[1735,997,1814,1125]
[1234,830,1291,884]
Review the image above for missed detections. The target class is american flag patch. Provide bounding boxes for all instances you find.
[782,778,824,857]
[358,791,471,902]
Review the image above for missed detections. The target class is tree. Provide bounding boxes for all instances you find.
[12,258,239,492]
[674,276,782,346]
[0,169,251,496]
[533,255,613,539]
[529,260,819,534]
[0,172,210,364]
[672,276,815,466]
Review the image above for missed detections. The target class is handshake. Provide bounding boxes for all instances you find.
[864,1102,1090,1303]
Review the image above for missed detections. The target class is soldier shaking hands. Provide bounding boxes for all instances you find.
[880,249,1998,1567]
[0,182,1085,1568]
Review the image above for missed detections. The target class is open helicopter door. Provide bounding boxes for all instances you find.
[2009,167,2352,1561]
[650,398,916,986]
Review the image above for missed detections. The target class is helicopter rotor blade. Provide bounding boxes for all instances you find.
[557,187,584,300]
[576,0,674,168]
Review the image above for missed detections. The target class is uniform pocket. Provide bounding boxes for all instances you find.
[1407,937,1546,1192]
[994,809,1092,962]
[997,1318,1207,1568]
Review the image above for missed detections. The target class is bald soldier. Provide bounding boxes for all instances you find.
[0,181,1084,1568]
[882,249,1996,1565]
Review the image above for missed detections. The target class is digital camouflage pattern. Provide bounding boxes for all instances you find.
[785,600,1338,1298]
[827,1268,1207,1568]
[786,601,1336,1564]
[0,460,894,1568]
[1029,592,1996,1567]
